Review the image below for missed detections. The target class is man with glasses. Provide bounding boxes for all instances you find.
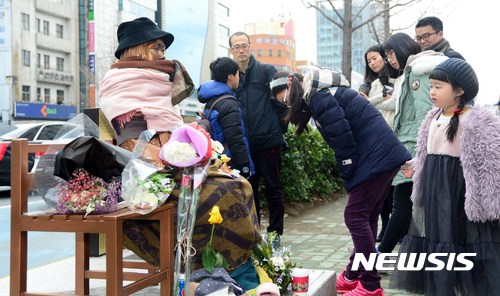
[229,32,287,244]
[415,16,465,60]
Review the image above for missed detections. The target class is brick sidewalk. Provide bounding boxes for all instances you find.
[277,191,419,296]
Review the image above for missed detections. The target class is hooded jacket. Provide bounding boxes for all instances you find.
[412,107,500,222]
[391,51,448,186]
[198,81,254,175]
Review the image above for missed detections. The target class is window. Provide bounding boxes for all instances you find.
[44,54,50,69]
[218,3,229,17]
[56,57,64,71]
[38,125,63,140]
[44,88,50,103]
[37,53,41,68]
[37,87,42,101]
[56,24,63,38]
[22,85,30,101]
[56,90,64,104]
[22,50,30,66]
[43,20,49,35]
[22,13,29,31]
[37,18,41,33]
[218,24,229,37]
[217,45,229,58]
[268,49,272,56]
[277,50,282,57]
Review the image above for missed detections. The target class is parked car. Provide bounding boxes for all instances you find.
[0,121,79,188]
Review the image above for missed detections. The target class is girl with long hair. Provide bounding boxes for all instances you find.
[286,67,411,295]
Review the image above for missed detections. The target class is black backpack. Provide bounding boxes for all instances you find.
[196,94,235,134]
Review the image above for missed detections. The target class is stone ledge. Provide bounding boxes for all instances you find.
[285,269,336,296]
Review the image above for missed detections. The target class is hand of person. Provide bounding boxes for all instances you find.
[239,166,251,179]
[382,85,393,99]
[288,72,294,86]
[401,160,415,178]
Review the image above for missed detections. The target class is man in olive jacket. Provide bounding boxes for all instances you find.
[229,32,285,238]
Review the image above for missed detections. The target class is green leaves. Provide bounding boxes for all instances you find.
[202,242,228,274]
[280,126,342,202]
[202,214,228,274]
[202,246,216,273]
[252,232,298,294]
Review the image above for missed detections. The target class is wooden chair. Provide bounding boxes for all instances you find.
[10,138,174,295]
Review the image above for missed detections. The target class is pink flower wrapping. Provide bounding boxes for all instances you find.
[159,123,212,167]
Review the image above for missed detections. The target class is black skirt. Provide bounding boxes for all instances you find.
[390,154,500,296]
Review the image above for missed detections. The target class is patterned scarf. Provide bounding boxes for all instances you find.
[302,66,350,104]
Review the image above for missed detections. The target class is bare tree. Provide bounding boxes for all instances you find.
[302,0,420,82]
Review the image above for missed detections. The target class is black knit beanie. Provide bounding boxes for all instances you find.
[433,58,479,102]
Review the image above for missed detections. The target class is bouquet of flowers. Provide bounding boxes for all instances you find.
[56,168,121,217]
[252,232,298,294]
[121,158,175,214]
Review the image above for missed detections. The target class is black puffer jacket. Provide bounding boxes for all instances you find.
[310,87,411,192]
[235,55,283,151]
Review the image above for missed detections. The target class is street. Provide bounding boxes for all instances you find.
[0,191,74,279]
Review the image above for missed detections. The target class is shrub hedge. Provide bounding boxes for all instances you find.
[249,124,343,207]
[280,125,342,202]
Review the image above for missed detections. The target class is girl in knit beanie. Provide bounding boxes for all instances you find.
[392,58,500,295]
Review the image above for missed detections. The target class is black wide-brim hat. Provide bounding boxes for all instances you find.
[114,17,174,59]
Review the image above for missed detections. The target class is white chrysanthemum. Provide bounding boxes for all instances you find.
[271,255,284,267]
[162,141,197,163]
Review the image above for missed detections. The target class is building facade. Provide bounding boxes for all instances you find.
[0,0,79,122]
[0,0,233,122]
[244,19,297,72]
[165,0,232,121]
[316,1,384,75]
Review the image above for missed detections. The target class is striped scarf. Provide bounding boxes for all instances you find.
[302,66,350,104]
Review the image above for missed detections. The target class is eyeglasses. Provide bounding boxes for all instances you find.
[415,31,439,42]
[231,44,249,51]
[384,49,395,62]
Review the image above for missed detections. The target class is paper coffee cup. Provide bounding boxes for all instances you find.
[291,268,310,294]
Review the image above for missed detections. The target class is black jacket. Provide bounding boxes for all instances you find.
[235,55,283,151]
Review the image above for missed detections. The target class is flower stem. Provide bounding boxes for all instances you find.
[209,224,215,246]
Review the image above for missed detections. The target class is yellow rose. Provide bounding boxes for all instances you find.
[220,154,231,163]
[208,206,223,224]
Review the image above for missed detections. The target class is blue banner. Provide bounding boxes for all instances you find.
[15,102,77,120]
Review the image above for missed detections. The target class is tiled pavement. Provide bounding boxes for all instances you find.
[0,190,419,295]
[277,191,418,296]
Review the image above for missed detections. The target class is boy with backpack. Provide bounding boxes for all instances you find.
[197,57,254,178]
